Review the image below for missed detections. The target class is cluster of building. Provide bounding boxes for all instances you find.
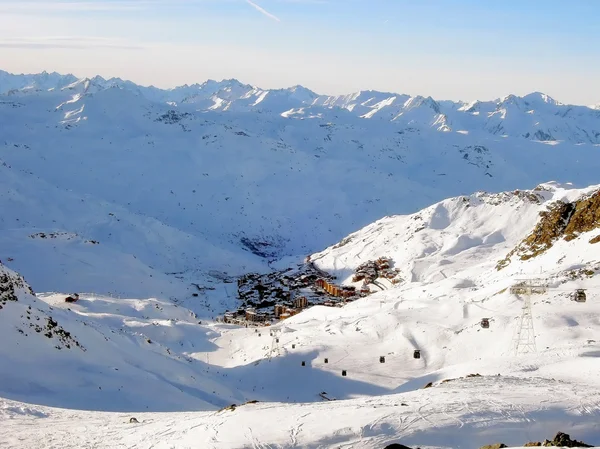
[221,296,310,326]
[222,308,269,326]
[352,257,401,284]
[222,267,391,326]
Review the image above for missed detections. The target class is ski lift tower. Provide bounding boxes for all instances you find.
[510,279,547,356]
[268,328,281,361]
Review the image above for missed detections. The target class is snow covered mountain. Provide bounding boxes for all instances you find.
[2,69,600,143]
[0,262,245,412]
[2,69,600,306]
[3,67,600,448]
[2,182,600,447]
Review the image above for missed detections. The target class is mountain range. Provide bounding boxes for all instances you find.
[2,69,600,143]
[2,69,600,448]
[2,69,600,303]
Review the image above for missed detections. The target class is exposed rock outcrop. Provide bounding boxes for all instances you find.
[498,189,600,269]
[544,431,593,447]
[384,444,414,449]
[0,263,83,350]
[494,432,593,448]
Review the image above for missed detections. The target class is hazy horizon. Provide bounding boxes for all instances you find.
[1,0,599,105]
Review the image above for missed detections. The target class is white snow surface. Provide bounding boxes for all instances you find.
[2,69,600,448]
[2,69,600,306]
[2,182,600,447]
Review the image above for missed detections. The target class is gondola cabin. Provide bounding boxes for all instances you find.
[481,318,490,329]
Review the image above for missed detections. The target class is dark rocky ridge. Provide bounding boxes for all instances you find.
[498,188,600,269]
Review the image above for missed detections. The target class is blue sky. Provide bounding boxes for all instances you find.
[0,0,598,104]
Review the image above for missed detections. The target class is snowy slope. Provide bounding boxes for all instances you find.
[2,376,599,449]
[0,262,253,412]
[203,183,600,393]
[3,68,600,448]
[2,183,600,447]
[2,71,600,304]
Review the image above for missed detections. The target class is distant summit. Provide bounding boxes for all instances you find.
[2,68,599,143]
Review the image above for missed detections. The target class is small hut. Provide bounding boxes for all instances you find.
[414,349,421,359]
[64,293,79,303]
[572,289,587,303]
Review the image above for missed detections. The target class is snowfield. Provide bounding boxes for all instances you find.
[2,376,599,449]
[1,70,600,448]
[1,69,600,304]
[2,182,600,447]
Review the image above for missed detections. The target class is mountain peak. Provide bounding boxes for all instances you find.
[403,95,441,113]
[499,92,560,109]
[522,91,560,106]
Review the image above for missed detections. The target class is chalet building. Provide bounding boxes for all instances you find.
[245,308,267,323]
[293,296,308,309]
[316,278,356,299]
[274,304,286,318]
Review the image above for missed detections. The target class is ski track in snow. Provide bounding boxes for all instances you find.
[3,377,600,448]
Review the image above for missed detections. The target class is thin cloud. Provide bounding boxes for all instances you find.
[0,36,143,50]
[0,1,153,12]
[246,0,280,22]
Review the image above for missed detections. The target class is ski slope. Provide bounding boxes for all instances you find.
[2,182,600,447]
[2,375,599,449]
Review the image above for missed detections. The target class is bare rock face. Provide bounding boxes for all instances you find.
[479,444,507,449]
[0,262,83,350]
[546,431,593,447]
[0,265,33,305]
[508,432,593,448]
[498,189,600,269]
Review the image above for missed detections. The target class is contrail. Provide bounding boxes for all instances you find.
[246,0,281,22]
